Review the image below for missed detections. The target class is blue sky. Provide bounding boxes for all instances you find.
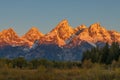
[0,0,120,35]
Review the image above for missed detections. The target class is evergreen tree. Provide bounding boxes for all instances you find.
[12,57,27,68]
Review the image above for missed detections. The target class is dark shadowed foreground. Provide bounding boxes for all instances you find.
[0,58,120,80]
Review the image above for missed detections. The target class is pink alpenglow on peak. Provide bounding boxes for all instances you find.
[22,27,44,45]
[0,28,31,47]
[0,20,120,47]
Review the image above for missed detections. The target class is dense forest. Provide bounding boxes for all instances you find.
[82,42,120,64]
[0,42,120,80]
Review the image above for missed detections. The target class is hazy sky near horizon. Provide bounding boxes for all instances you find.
[0,0,120,35]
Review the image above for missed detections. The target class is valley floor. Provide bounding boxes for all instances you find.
[0,66,120,80]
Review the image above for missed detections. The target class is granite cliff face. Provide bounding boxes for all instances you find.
[68,23,120,47]
[0,28,31,47]
[0,20,120,47]
[22,27,44,46]
[0,19,120,61]
[39,19,75,46]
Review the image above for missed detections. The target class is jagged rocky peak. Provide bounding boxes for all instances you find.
[26,27,43,35]
[109,30,120,43]
[39,19,75,46]
[28,27,42,33]
[22,27,44,43]
[3,28,14,33]
[87,23,112,43]
[89,22,101,29]
[51,19,70,32]
[68,22,114,47]
[78,24,87,29]
[0,20,120,48]
[89,23,102,33]
[75,24,87,30]
[56,19,69,29]
[88,23,106,35]
[49,19,75,40]
[0,28,31,47]
[0,28,19,39]
[74,24,87,33]
[6,28,15,32]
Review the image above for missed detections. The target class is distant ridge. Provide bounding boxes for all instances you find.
[0,19,120,47]
[0,19,120,61]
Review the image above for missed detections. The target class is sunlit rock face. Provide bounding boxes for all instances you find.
[88,23,112,43]
[22,27,44,45]
[39,19,75,46]
[66,22,120,47]
[0,20,120,61]
[0,20,120,48]
[74,24,87,33]
[0,28,31,47]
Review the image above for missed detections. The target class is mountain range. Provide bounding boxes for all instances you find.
[0,19,120,61]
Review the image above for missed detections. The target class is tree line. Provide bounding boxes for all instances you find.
[0,57,82,69]
[0,42,120,69]
[82,42,120,64]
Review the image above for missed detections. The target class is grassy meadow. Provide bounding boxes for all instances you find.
[0,58,120,80]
